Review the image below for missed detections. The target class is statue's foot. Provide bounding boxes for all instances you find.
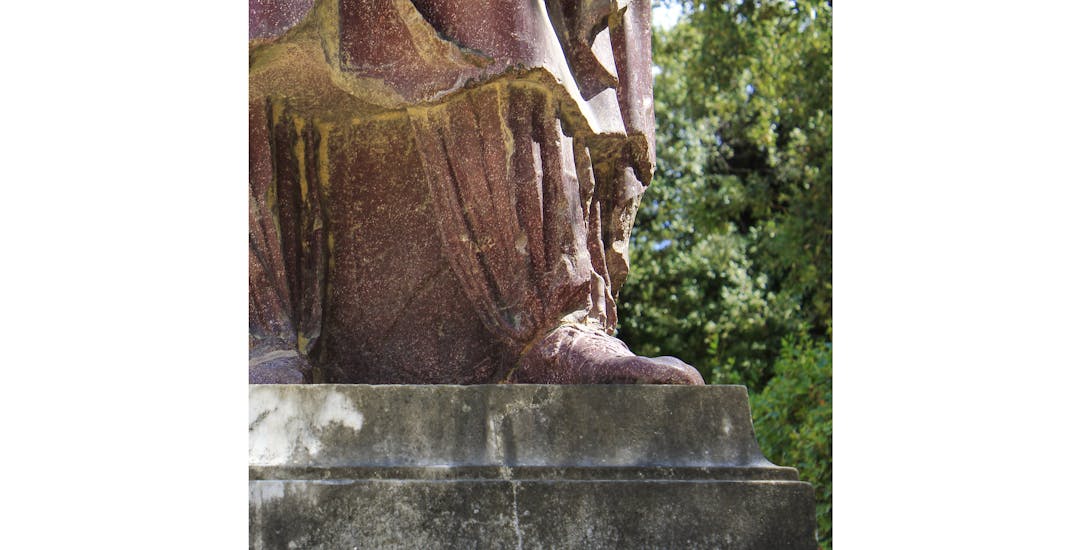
[249,349,310,384]
[510,325,704,385]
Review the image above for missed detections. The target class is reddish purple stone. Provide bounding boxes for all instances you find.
[249,0,703,385]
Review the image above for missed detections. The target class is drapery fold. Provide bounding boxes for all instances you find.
[409,83,608,357]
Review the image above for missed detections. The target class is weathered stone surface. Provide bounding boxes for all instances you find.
[251,479,813,549]
[249,385,817,549]
[249,0,702,385]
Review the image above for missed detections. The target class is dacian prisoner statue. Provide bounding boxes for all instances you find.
[249,0,704,385]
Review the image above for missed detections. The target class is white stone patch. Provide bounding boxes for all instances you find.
[250,480,285,504]
[302,434,323,458]
[250,388,304,466]
[316,390,365,431]
[250,388,366,467]
[721,415,733,436]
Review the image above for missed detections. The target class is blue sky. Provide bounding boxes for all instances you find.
[653,4,683,30]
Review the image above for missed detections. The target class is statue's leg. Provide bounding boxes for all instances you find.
[411,82,703,385]
[249,99,312,383]
[315,112,513,384]
[509,149,702,385]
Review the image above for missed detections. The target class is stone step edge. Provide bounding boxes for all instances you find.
[250,464,800,481]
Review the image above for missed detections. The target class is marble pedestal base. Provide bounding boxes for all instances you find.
[249,385,816,549]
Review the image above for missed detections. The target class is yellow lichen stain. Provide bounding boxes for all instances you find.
[293,117,309,202]
[250,0,601,136]
[309,0,407,109]
[391,0,489,70]
[271,99,284,127]
[266,181,280,228]
[316,121,333,194]
[266,100,286,240]
[495,82,515,176]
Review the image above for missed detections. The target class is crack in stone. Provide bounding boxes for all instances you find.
[482,387,558,548]
[510,480,524,550]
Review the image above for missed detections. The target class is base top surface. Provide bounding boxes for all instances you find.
[250,384,787,478]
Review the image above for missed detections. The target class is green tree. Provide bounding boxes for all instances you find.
[621,0,832,389]
[752,336,832,548]
[618,1,832,547]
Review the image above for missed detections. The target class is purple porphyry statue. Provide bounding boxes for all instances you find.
[249,0,704,385]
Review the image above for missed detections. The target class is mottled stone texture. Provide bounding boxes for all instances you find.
[249,0,702,384]
[249,385,817,549]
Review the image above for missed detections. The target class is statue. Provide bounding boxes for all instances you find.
[249,0,704,385]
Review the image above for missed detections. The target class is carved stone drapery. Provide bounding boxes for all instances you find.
[249,0,702,385]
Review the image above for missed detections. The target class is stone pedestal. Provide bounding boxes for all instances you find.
[249,385,816,549]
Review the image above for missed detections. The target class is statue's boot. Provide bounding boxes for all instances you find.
[511,325,704,385]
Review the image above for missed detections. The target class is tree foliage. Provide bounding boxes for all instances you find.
[621,0,831,389]
[752,336,832,548]
[618,1,832,547]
